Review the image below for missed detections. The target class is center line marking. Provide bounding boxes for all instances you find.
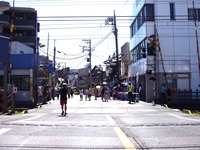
[105,115,116,124]
[105,115,137,150]
[114,127,137,150]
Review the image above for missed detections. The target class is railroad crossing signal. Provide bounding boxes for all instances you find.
[148,36,161,52]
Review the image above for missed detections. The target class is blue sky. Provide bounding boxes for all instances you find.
[6,0,134,69]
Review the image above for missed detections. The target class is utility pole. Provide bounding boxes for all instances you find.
[113,10,120,84]
[105,10,120,85]
[3,4,15,113]
[82,39,92,89]
[89,40,92,89]
[193,1,200,87]
[46,33,49,85]
[52,39,56,100]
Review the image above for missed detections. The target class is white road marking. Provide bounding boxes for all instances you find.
[105,115,116,124]
[169,114,200,122]
[11,114,46,123]
[0,128,11,135]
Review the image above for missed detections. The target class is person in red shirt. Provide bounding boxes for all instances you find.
[59,83,68,116]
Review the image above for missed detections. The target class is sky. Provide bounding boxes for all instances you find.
[5,0,134,70]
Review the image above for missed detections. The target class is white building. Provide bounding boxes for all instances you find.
[129,0,200,102]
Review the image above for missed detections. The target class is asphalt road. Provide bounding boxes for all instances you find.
[0,95,200,150]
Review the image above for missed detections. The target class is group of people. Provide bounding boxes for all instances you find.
[57,82,174,117]
[79,86,111,102]
[79,88,92,101]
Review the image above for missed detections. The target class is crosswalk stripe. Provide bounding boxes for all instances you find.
[0,128,11,135]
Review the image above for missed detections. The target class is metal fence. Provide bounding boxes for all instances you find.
[170,89,200,110]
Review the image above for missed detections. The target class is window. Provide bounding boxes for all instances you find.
[146,4,154,21]
[170,2,175,20]
[130,4,154,37]
[188,8,200,21]
[12,75,30,90]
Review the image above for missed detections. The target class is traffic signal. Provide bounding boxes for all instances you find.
[146,70,152,74]
[142,48,146,58]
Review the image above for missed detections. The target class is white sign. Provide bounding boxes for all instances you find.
[12,87,17,94]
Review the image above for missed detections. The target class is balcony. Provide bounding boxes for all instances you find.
[14,19,36,30]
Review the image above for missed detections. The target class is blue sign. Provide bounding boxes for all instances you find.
[0,36,9,63]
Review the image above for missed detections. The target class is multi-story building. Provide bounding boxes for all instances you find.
[129,0,200,102]
[3,4,39,51]
[0,1,44,107]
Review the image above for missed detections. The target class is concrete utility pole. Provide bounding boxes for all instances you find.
[3,5,15,113]
[113,10,120,83]
[192,1,200,87]
[52,39,56,100]
[105,10,120,84]
[82,39,92,89]
[46,33,49,85]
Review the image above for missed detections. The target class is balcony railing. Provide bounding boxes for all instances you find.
[14,19,36,29]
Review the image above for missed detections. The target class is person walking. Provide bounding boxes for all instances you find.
[138,84,142,99]
[104,87,110,102]
[59,83,68,116]
[93,86,98,100]
[160,83,167,104]
[88,88,92,101]
[101,86,106,101]
[70,88,73,98]
[85,88,89,101]
[79,89,84,101]
[167,84,175,104]
[43,84,50,104]
[127,82,133,104]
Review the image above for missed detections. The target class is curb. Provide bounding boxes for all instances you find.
[182,109,192,114]
[164,104,168,108]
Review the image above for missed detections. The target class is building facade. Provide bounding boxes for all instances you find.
[120,42,131,80]
[0,1,42,107]
[129,0,200,102]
